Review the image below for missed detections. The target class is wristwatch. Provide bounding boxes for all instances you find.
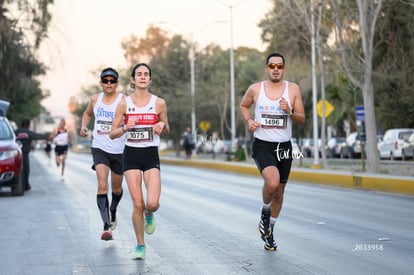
[290,109,294,116]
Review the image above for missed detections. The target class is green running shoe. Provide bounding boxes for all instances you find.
[144,213,156,234]
[131,244,146,260]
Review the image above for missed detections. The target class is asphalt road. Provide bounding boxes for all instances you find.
[0,151,413,275]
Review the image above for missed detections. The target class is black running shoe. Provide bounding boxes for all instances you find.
[264,231,278,251]
[258,207,272,241]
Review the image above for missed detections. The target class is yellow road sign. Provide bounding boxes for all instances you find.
[317,100,334,118]
[199,121,211,132]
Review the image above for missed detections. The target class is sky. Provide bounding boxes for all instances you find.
[38,0,273,117]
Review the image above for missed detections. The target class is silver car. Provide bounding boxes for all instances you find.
[401,132,414,160]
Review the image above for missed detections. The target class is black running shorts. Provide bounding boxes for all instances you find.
[55,145,68,156]
[251,138,293,183]
[122,145,160,172]
[91,147,123,175]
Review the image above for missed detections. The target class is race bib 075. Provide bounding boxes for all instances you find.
[126,127,153,142]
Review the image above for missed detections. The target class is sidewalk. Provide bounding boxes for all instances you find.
[160,151,414,197]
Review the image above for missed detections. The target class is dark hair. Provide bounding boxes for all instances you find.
[21,118,30,128]
[266,52,285,65]
[130,63,152,89]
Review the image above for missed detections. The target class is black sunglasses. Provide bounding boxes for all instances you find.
[102,79,118,84]
[268,63,284,70]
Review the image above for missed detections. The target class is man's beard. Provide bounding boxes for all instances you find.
[270,77,282,83]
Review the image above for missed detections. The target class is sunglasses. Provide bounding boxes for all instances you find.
[102,79,118,84]
[268,63,284,70]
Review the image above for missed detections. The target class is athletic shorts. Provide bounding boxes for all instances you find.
[122,145,160,172]
[55,145,68,156]
[44,143,51,153]
[91,147,123,175]
[251,138,293,183]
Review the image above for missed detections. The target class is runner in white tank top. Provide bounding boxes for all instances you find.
[92,92,125,153]
[50,118,70,179]
[240,53,305,252]
[109,63,170,260]
[254,80,293,142]
[80,67,125,241]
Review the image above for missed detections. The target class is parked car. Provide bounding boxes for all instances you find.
[401,132,414,160]
[291,138,300,157]
[302,138,322,158]
[377,134,383,151]
[197,137,225,154]
[0,100,24,196]
[340,132,364,159]
[326,137,346,158]
[378,128,414,160]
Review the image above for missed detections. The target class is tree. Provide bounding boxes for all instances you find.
[121,25,170,65]
[329,0,383,173]
[149,35,193,151]
[373,0,414,130]
[0,0,54,122]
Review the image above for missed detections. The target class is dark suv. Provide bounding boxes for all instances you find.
[0,100,24,196]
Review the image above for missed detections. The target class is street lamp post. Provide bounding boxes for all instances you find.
[189,43,196,142]
[310,0,320,167]
[229,5,236,150]
[217,0,248,150]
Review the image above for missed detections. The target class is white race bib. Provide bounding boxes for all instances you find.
[126,127,153,142]
[96,120,112,134]
[260,114,288,129]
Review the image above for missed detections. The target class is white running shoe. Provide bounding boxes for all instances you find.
[110,220,117,230]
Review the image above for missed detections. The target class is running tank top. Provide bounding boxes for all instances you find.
[254,81,293,142]
[124,95,159,148]
[92,92,125,154]
[54,129,69,146]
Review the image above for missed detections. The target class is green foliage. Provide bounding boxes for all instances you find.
[373,1,414,130]
[75,0,414,150]
[0,0,54,122]
[259,0,414,139]
[149,35,193,143]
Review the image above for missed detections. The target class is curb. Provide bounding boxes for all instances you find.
[160,157,414,196]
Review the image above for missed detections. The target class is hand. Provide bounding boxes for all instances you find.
[79,127,88,137]
[247,119,260,132]
[154,122,165,135]
[126,119,136,130]
[280,97,291,115]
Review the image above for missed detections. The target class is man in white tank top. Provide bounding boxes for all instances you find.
[240,52,305,251]
[79,67,125,241]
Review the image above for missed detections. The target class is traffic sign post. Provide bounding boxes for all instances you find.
[356,105,366,171]
[356,105,365,121]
